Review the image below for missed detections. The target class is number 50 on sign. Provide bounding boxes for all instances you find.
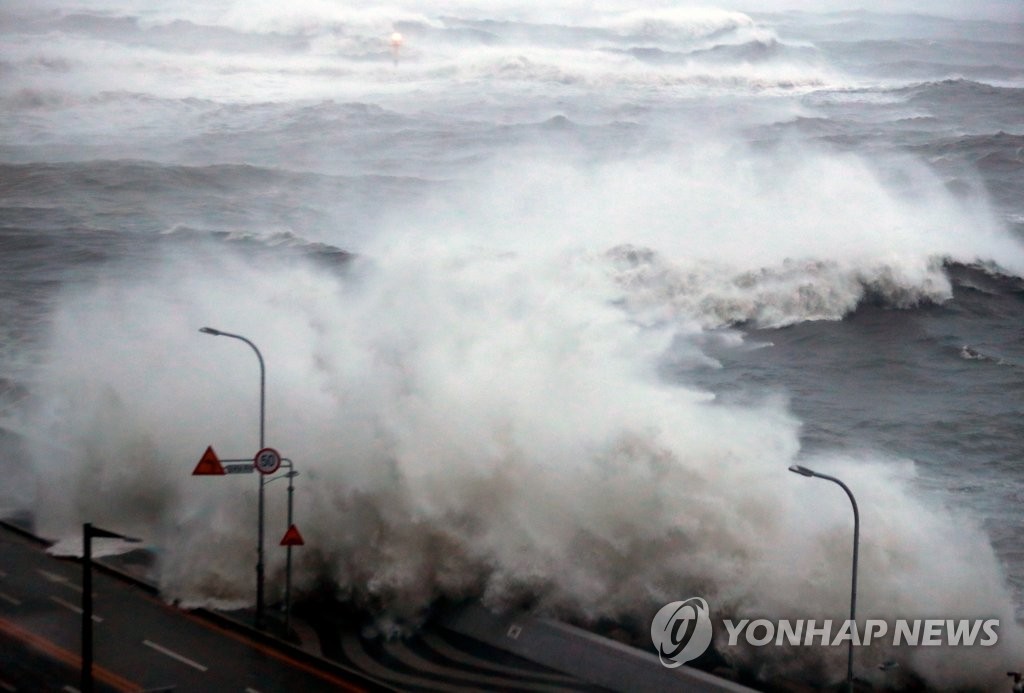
[254,447,282,475]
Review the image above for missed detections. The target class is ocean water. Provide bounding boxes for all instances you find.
[1,1,1023,689]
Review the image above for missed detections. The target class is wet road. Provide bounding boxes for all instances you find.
[0,525,380,692]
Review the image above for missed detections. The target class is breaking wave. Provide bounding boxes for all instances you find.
[19,140,1024,689]
[6,2,1024,689]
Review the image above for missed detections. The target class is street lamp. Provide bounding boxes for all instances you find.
[200,326,268,629]
[789,464,859,693]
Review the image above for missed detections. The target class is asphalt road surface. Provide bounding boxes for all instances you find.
[0,525,379,692]
[1,524,611,692]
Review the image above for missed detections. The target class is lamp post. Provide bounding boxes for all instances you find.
[789,464,859,693]
[199,326,268,629]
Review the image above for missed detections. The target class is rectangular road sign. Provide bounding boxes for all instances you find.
[224,463,255,474]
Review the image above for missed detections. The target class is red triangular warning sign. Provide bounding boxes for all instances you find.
[192,446,225,475]
[280,524,304,546]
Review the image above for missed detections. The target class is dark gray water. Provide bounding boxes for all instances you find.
[1,2,1023,688]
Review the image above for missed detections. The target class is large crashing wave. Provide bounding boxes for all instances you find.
[20,140,1024,689]
[6,0,1024,689]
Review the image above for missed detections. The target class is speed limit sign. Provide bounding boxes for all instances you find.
[253,447,282,475]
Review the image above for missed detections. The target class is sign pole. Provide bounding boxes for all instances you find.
[285,462,295,632]
[279,518,305,631]
[254,447,281,631]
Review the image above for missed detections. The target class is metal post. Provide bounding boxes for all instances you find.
[80,524,138,692]
[789,465,859,693]
[285,462,295,632]
[264,458,299,634]
[81,523,93,693]
[200,327,267,629]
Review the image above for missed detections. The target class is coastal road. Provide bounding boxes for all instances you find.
[0,523,608,692]
[0,525,385,692]
[3,519,724,692]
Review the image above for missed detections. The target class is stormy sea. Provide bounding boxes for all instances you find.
[1,1,1022,689]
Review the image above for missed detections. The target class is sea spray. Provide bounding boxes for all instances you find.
[6,0,1024,689]
[26,214,1024,689]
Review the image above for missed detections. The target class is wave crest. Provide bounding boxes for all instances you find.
[607,246,954,328]
[596,8,756,42]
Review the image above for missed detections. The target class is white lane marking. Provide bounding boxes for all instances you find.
[36,569,82,593]
[48,595,102,622]
[1,679,16,691]
[62,687,79,693]
[37,569,68,582]
[143,639,208,672]
[245,688,263,693]
[0,592,22,606]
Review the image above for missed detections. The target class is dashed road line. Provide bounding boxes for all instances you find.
[37,569,68,582]
[1,679,16,691]
[175,610,366,691]
[143,639,208,672]
[0,592,21,606]
[37,569,82,593]
[48,595,102,622]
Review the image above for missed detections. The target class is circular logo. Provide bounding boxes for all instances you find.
[253,447,282,475]
[651,597,713,668]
